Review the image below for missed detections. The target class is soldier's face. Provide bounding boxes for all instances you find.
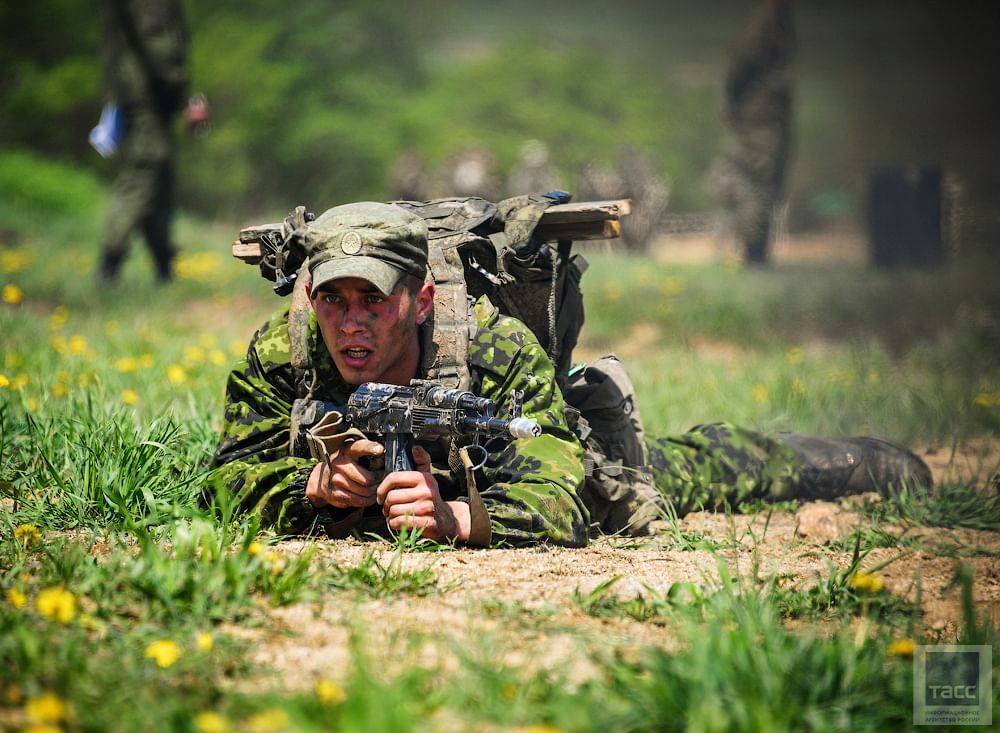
[311,277,433,386]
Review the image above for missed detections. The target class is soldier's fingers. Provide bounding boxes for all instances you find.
[385,499,435,519]
[345,439,385,459]
[381,486,431,510]
[328,456,377,487]
[410,445,432,472]
[387,514,436,534]
[375,470,430,504]
[328,473,376,499]
[328,487,376,508]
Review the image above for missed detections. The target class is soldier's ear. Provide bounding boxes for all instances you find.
[415,281,434,325]
[305,282,313,302]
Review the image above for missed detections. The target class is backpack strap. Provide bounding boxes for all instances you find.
[421,230,475,390]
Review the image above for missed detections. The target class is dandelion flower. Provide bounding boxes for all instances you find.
[49,306,69,330]
[166,364,187,385]
[67,335,87,355]
[145,639,182,668]
[865,369,880,385]
[208,349,227,366]
[849,572,885,593]
[7,588,27,608]
[12,373,28,390]
[315,679,346,704]
[25,397,38,412]
[229,340,245,357]
[121,389,140,405]
[36,586,76,624]
[52,382,68,398]
[115,357,138,373]
[246,707,289,733]
[23,723,63,733]
[0,374,8,389]
[183,345,205,364]
[14,523,42,545]
[264,551,286,575]
[139,353,155,369]
[247,541,263,557]
[195,711,230,733]
[752,384,769,404]
[887,638,915,657]
[2,284,23,305]
[785,346,802,364]
[197,631,213,653]
[25,692,66,723]
[791,378,806,397]
[974,392,999,407]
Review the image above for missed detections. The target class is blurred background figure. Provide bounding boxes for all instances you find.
[388,150,431,202]
[437,147,502,201]
[98,0,189,284]
[706,0,795,266]
[505,139,558,197]
[577,146,670,253]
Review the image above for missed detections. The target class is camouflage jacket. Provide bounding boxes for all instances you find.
[207,297,589,547]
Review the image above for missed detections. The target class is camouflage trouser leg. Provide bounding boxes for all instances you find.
[646,422,801,516]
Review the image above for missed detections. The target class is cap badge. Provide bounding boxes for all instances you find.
[340,231,363,255]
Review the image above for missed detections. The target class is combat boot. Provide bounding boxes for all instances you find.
[777,434,933,501]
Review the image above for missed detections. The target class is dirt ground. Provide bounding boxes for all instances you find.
[244,449,1000,692]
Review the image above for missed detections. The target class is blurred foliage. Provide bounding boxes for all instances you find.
[0,0,713,220]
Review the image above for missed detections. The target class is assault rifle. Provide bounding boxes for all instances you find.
[345,380,542,473]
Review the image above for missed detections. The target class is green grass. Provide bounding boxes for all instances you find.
[2,197,999,731]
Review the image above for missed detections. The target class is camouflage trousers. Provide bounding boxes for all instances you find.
[646,422,801,517]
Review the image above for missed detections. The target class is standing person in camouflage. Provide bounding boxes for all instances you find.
[98,0,189,283]
[706,0,794,265]
[207,202,589,546]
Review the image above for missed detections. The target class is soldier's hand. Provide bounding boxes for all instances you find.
[377,445,471,542]
[306,438,383,509]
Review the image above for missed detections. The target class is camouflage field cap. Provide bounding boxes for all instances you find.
[306,202,428,296]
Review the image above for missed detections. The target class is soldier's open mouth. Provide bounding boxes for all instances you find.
[344,348,370,359]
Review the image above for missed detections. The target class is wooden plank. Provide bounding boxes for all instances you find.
[232,241,263,264]
[538,199,631,224]
[535,219,621,241]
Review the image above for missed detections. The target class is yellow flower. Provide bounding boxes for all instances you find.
[501,682,518,702]
[199,333,218,349]
[974,392,1000,407]
[166,364,187,385]
[183,345,205,365]
[7,588,27,608]
[887,638,916,658]
[67,335,87,355]
[208,349,228,366]
[1,249,29,273]
[196,631,213,653]
[104,319,119,336]
[247,541,264,557]
[12,372,28,390]
[752,384,769,404]
[15,523,42,544]
[791,378,806,397]
[514,726,565,733]
[246,707,289,733]
[115,357,138,373]
[785,346,802,364]
[849,572,885,593]
[657,277,686,297]
[139,353,155,369]
[0,373,8,389]
[36,586,76,624]
[121,389,140,405]
[2,283,23,305]
[195,711,231,733]
[865,369,880,385]
[25,692,66,723]
[49,306,69,330]
[52,382,68,398]
[144,639,182,668]
[229,340,245,358]
[315,679,346,704]
[264,551,287,575]
[26,397,38,412]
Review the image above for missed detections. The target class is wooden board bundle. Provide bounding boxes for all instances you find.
[231,199,631,264]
